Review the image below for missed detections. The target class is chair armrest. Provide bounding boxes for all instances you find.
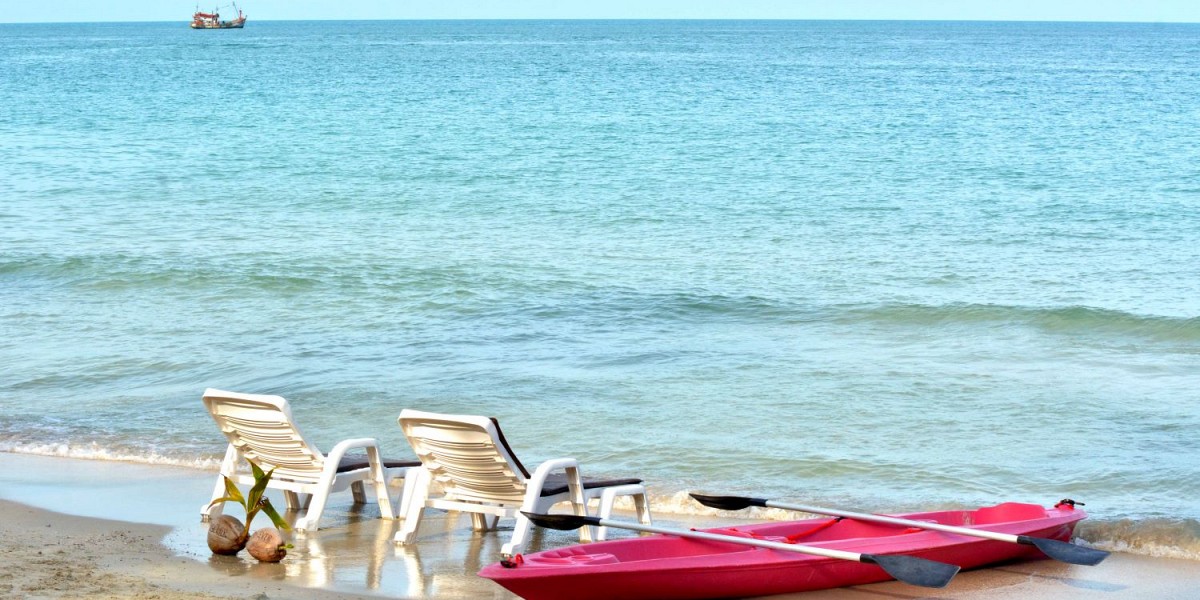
[322,438,396,519]
[524,457,592,542]
[324,437,384,463]
[526,457,582,492]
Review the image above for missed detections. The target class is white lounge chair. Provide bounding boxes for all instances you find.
[394,409,652,557]
[201,388,418,531]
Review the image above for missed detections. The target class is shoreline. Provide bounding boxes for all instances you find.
[0,499,382,600]
[3,452,1200,599]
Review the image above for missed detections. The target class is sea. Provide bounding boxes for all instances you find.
[2,19,1198,561]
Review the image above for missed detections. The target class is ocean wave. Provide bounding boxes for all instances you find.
[0,442,221,471]
[4,250,1196,342]
[0,254,326,294]
[1081,518,1200,561]
[840,302,1200,342]
[551,296,1200,343]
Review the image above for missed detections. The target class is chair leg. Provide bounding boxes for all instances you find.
[507,491,557,557]
[395,468,431,545]
[597,489,618,541]
[595,486,652,540]
[203,474,227,522]
[297,486,334,531]
[634,491,652,525]
[283,492,313,511]
[283,491,302,511]
[470,512,489,532]
[395,505,426,545]
[370,468,401,520]
[503,513,534,558]
[201,444,240,522]
[351,481,367,504]
[564,465,593,544]
[397,471,417,520]
[364,447,396,519]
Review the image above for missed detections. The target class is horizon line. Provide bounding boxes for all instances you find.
[3,17,1199,25]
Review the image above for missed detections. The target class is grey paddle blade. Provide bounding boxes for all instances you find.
[689,493,768,511]
[1022,536,1110,566]
[861,553,960,589]
[521,511,602,531]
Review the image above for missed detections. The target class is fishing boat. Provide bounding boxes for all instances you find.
[480,501,1093,600]
[190,3,246,29]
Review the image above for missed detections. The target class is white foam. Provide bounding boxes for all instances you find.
[1081,519,1200,561]
[0,442,220,471]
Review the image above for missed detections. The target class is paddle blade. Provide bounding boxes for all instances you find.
[689,493,768,511]
[521,512,603,531]
[1022,536,1110,566]
[861,554,959,589]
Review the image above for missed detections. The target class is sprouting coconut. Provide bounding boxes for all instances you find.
[206,461,291,557]
[247,527,289,562]
[207,514,247,555]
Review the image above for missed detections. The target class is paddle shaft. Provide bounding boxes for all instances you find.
[688,494,1107,566]
[589,517,866,562]
[522,511,960,587]
[764,501,1023,544]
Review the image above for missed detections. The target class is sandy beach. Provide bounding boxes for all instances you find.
[2,453,1199,600]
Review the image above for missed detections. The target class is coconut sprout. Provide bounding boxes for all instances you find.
[206,461,291,556]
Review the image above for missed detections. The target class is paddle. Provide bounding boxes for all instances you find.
[689,493,1109,567]
[521,511,959,589]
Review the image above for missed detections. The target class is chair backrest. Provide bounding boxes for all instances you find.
[398,409,531,505]
[203,388,328,483]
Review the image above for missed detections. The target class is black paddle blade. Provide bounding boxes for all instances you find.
[689,493,768,511]
[1021,536,1110,566]
[521,511,603,531]
[861,553,959,589]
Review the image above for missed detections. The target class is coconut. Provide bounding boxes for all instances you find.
[207,515,246,555]
[246,527,288,562]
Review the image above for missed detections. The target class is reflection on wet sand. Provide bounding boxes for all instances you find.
[197,497,588,598]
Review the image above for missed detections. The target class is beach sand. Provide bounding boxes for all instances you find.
[2,453,1198,599]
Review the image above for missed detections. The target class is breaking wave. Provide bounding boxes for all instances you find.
[0,441,221,471]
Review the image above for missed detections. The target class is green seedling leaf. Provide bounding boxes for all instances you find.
[261,499,291,531]
[207,495,242,510]
[246,466,274,511]
[220,475,246,509]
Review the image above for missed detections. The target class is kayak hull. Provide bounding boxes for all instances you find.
[480,502,1087,600]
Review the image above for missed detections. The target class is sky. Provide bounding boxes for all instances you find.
[3,0,1199,24]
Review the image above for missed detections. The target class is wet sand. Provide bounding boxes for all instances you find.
[1,453,1198,599]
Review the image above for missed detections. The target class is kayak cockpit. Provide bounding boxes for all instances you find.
[526,536,760,565]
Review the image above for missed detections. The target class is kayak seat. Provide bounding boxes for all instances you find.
[970,502,1049,525]
[705,528,791,543]
[394,409,653,557]
[524,552,621,567]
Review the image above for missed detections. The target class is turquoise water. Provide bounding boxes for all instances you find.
[2,20,1199,559]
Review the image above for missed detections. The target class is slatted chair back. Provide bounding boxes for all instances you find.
[203,389,328,483]
[398,410,531,505]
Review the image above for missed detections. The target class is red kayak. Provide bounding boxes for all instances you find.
[480,501,1088,600]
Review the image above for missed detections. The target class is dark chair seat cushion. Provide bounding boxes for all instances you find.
[336,456,421,473]
[539,473,643,497]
